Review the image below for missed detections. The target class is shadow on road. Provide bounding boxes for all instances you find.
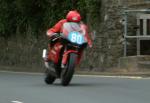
[50,82,115,88]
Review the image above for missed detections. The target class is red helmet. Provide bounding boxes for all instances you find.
[66,10,81,22]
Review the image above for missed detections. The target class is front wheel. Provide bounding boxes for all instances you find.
[61,53,77,86]
[44,69,56,84]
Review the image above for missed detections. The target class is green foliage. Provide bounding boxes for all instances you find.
[0,0,16,37]
[0,0,101,38]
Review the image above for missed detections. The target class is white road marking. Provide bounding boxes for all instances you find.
[11,101,23,103]
[75,74,150,79]
[75,75,144,79]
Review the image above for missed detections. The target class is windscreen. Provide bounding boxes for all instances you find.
[62,22,82,36]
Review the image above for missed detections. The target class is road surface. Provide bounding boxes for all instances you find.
[0,71,150,103]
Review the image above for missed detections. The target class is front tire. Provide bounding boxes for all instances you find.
[44,69,56,84]
[61,53,77,86]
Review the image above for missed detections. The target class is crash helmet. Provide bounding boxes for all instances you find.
[66,10,81,22]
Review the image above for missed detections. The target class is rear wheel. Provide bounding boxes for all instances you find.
[61,53,77,86]
[44,69,56,84]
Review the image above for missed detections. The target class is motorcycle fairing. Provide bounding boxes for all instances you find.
[48,42,63,64]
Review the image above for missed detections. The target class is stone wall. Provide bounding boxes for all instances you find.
[85,0,150,71]
[88,0,124,70]
[119,0,150,6]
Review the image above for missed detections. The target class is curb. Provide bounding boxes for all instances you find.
[75,71,150,78]
[0,70,150,79]
[0,66,150,78]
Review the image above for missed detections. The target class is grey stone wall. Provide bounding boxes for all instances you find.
[81,0,150,71]
[84,0,124,70]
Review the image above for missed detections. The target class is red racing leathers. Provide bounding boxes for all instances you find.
[46,19,92,64]
[47,19,92,47]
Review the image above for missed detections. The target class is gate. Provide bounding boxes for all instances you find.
[123,9,150,56]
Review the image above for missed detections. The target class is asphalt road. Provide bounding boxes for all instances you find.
[0,71,150,103]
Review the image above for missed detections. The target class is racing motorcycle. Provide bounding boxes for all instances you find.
[42,22,88,86]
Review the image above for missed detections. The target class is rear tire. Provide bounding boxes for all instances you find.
[61,53,77,86]
[44,69,56,84]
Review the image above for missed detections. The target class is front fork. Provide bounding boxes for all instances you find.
[61,50,82,68]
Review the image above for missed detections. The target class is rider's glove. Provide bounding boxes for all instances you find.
[88,40,92,48]
[46,31,55,38]
[89,44,92,48]
[51,33,59,40]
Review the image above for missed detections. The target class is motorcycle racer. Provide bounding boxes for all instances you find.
[43,10,93,85]
[44,10,92,66]
[47,10,92,48]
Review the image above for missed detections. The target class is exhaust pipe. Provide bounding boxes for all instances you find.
[42,49,47,60]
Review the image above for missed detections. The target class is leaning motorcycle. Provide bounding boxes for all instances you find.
[42,22,88,86]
